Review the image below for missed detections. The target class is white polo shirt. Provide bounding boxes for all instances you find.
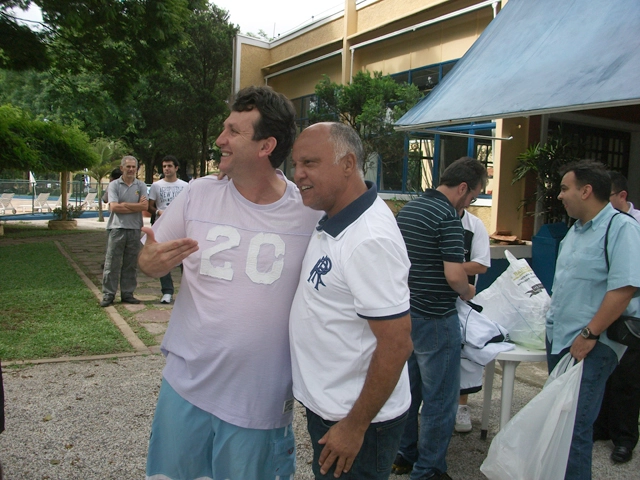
[290,183,411,423]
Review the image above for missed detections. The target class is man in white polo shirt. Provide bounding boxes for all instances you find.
[290,122,413,479]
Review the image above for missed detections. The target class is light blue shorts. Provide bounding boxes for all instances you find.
[146,378,295,480]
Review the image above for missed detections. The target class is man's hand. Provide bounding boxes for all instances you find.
[318,418,366,477]
[570,335,597,362]
[138,226,198,278]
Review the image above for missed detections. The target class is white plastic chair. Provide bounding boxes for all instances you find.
[21,193,51,213]
[81,192,98,210]
[0,193,17,214]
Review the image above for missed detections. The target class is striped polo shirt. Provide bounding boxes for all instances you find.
[397,189,465,317]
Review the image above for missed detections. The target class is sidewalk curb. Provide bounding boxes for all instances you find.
[54,240,151,354]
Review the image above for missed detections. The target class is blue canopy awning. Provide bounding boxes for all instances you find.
[396,0,640,131]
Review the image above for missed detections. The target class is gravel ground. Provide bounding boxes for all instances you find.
[0,354,637,479]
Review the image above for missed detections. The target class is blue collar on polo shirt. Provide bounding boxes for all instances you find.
[316,181,377,238]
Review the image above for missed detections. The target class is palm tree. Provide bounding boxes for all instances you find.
[85,138,128,222]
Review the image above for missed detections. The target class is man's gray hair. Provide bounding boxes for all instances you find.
[328,123,365,176]
[121,155,138,168]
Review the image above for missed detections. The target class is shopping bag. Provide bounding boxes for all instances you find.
[480,353,582,480]
[474,250,549,349]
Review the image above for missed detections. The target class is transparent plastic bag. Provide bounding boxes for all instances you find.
[474,250,549,349]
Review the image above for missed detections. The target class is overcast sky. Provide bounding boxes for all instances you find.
[12,1,346,40]
[212,0,344,38]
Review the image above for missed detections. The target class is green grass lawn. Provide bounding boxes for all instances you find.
[0,242,134,361]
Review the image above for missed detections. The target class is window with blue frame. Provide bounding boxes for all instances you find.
[382,60,493,196]
[288,60,494,195]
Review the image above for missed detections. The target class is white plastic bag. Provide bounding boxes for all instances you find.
[480,353,582,480]
[474,250,550,349]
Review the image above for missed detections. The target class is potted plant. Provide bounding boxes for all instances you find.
[48,204,83,230]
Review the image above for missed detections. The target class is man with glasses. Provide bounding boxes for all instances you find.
[393,157,487,480]
[608,171,640,222]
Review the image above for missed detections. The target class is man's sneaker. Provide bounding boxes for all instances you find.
[100,295,114,307]
[454,405,472,433]
[160,294,172,304]
[391,453,413,475]
[121,296,141,304]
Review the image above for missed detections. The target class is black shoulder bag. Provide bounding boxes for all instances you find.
[604,211,640,348]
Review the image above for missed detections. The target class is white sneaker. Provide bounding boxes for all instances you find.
[455,405,472,433]
[160,294,172,304]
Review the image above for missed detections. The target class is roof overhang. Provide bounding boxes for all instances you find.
[395,0,640,131]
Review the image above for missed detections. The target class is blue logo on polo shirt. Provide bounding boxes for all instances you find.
[308,256,332,290]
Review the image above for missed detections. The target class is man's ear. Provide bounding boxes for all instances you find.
[258,137,278,159]
[341,152,357,176]
[581,184,593,199]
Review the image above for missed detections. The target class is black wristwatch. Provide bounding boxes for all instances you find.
[580,327,600,340]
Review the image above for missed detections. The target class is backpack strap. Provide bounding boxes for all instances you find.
[604,209,636,271]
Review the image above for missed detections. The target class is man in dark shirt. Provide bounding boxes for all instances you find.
[393,157,487,480]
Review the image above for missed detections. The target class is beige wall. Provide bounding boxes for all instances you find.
[356,0,449,32]
[490,118,529,237]
[356,10,489,74]
[239,44,270,89]
[269,20,343,65]
[268,58,343,99]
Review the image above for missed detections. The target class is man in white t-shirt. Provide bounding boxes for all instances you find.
[148,155,188,304]
[138,86,320,480]
[455,209,490,433]
[289,122,413,479]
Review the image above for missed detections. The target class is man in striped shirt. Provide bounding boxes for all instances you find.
[393,157,487,480]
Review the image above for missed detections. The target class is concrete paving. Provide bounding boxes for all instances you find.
[1,224,638,479]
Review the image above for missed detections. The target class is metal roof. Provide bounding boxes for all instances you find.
[395,0,640,131]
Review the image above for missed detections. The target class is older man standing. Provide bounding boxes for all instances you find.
[290,122,413,479]
[100,155,148,307]
[546,160,640,479]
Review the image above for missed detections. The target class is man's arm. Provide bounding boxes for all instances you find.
[444,261,475,300]
[109,195,148,214]
[462,261,488,277]
[138,227,198,278]
[570,285,637,361]
[317,314,412,477]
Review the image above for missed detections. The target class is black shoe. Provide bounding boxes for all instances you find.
[121,296,141,304]
[418,472,452,480]
[100,295,114,307]
[611,445,632,463]
[391,454,413,475]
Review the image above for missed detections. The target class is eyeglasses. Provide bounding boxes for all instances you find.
[610,191,620,197]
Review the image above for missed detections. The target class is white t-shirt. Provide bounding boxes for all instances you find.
[290,188,411,423]
[460,210,491,285]
[152,173,321,429]
[148,178,188,212]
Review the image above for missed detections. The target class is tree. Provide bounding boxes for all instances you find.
[0,104,98,172]
[1,0,194,100]
[135,3,237,180]
[85,137,128,222]
[309,71,421,183]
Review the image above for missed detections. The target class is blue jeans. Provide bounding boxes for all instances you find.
[305,407,408,479]
[398,313,461,479]
[547,340,618,480]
